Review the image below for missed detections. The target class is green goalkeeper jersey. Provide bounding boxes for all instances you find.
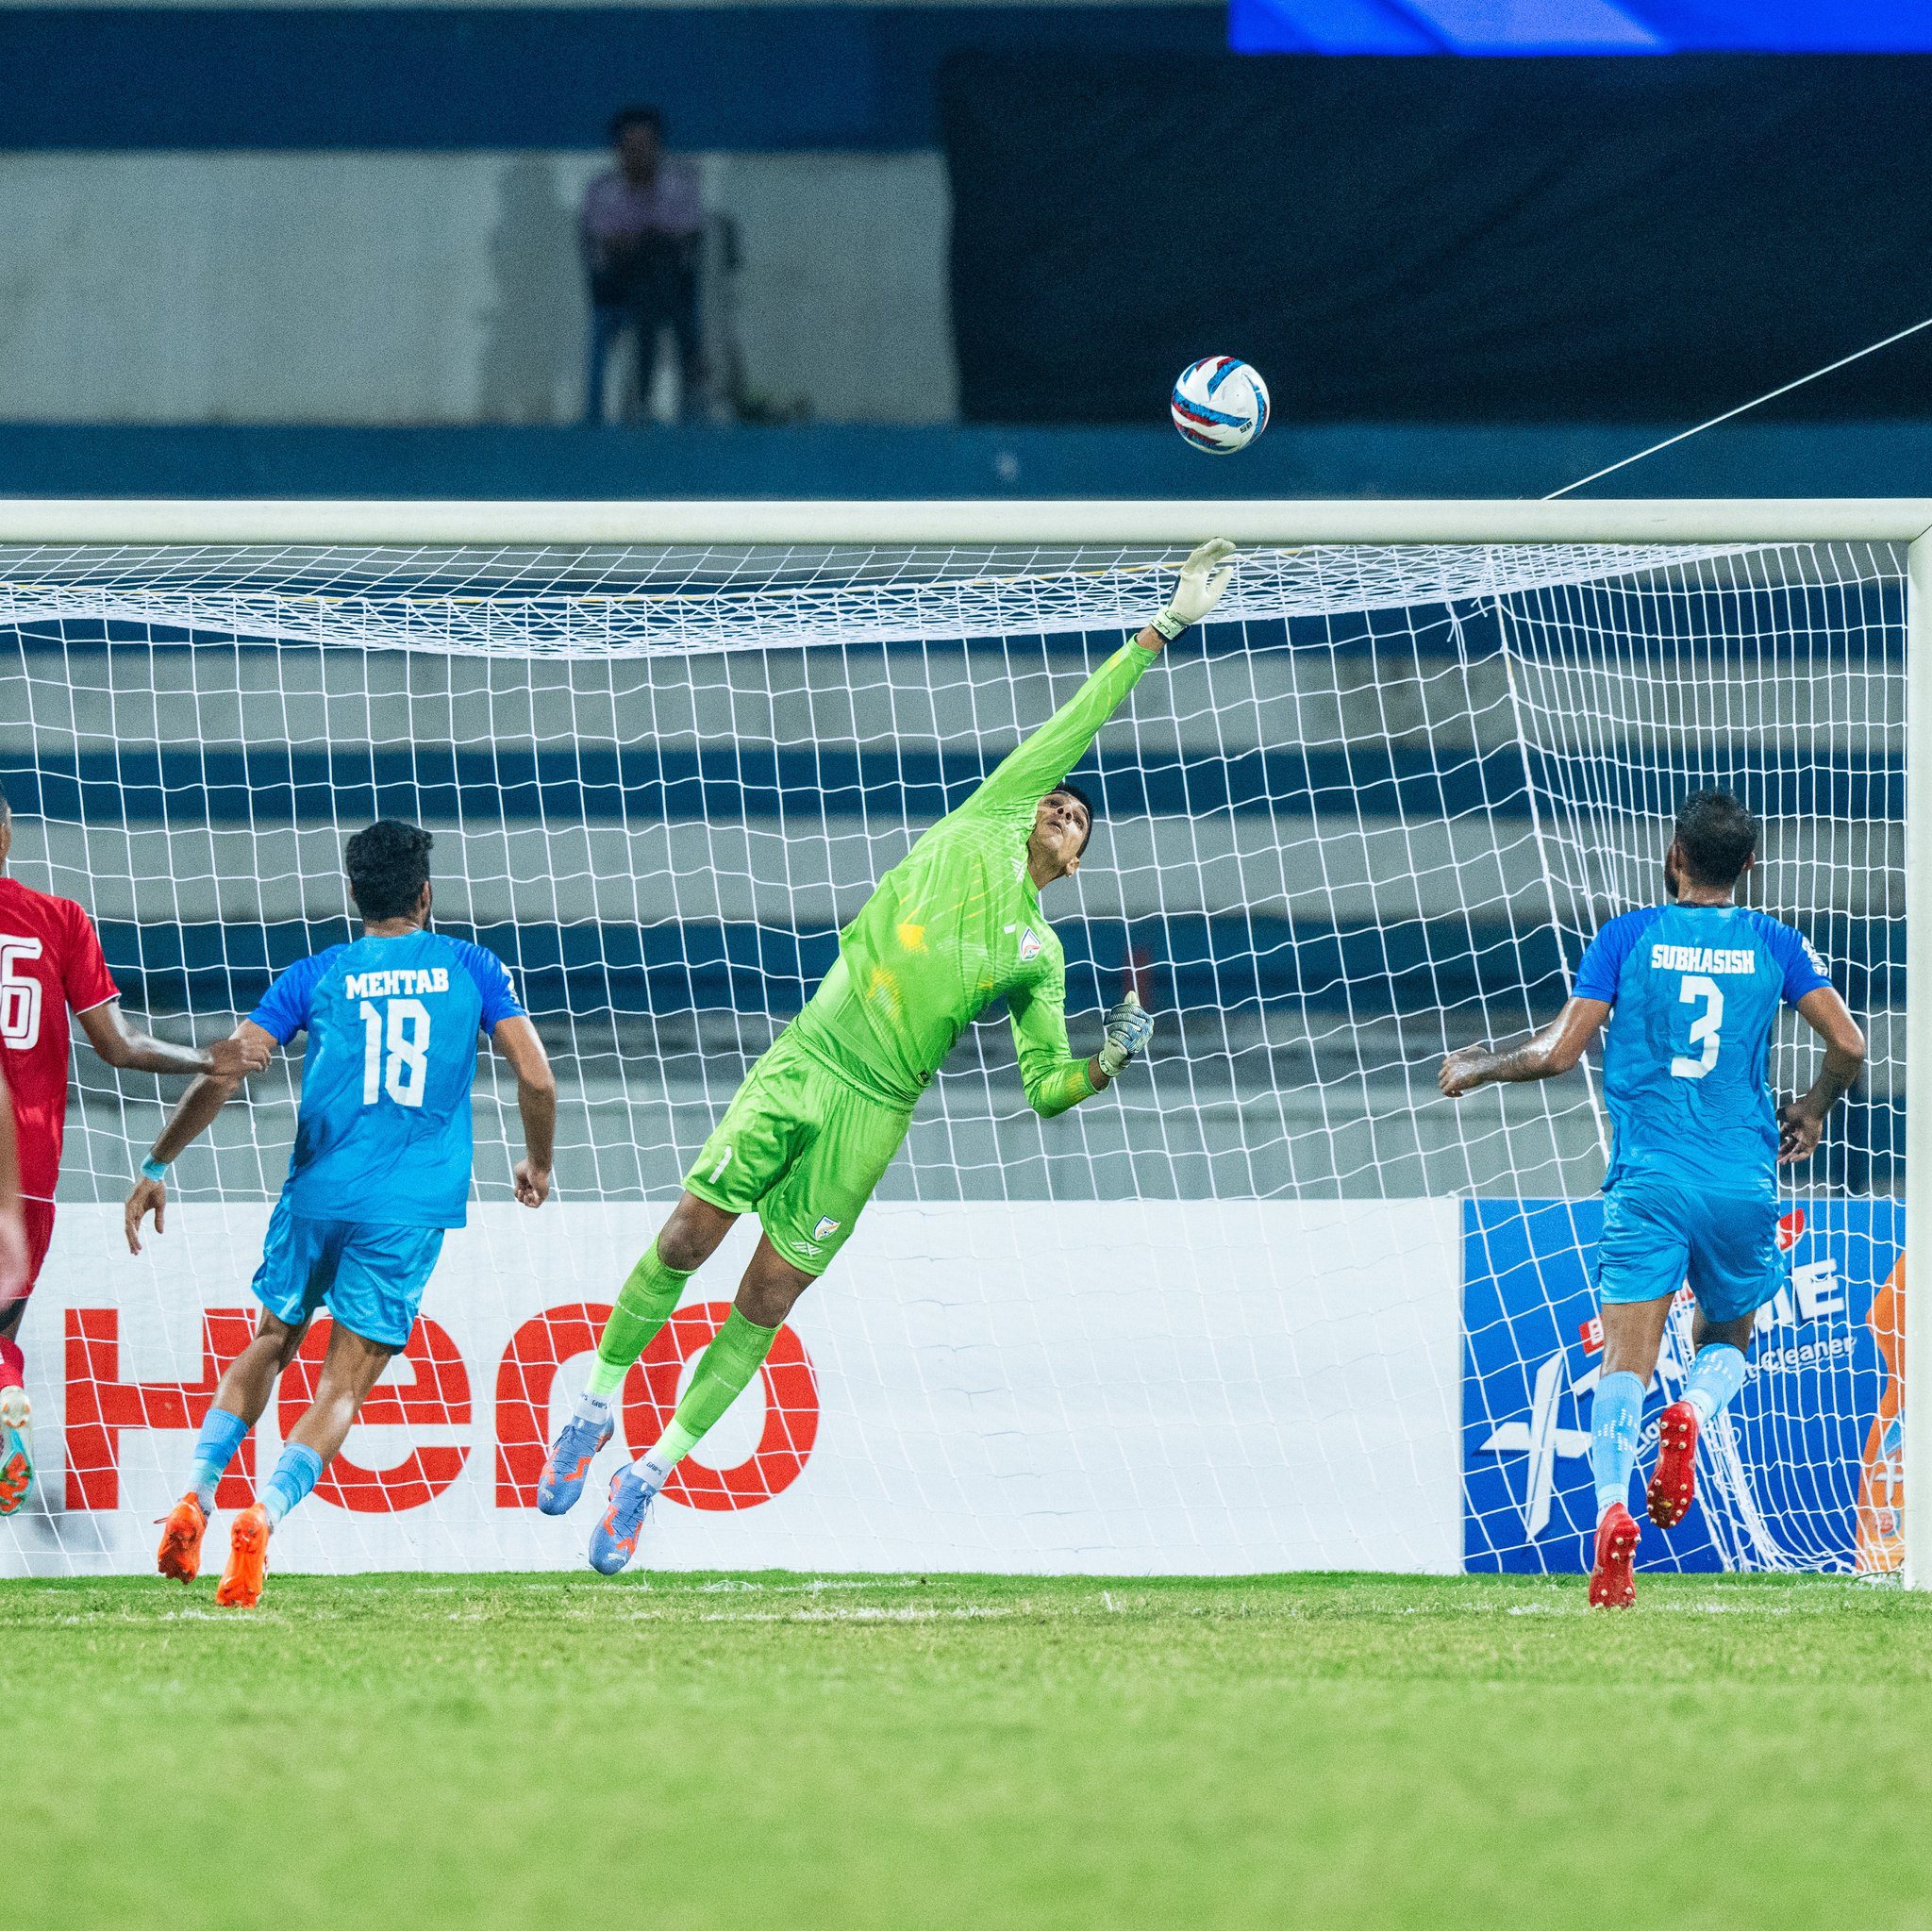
[787,638,1159,1117]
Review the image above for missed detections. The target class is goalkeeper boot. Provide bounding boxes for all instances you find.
[1646,1400,1700,1530]
[216,1503,271,1608]
[0,1387,30,1517]
[157,1494,208,1582]
[537,1410,614,1516]
[1589,1502,1640,1610]
[587,1463,662,1576]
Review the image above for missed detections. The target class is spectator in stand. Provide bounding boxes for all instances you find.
[580,106,706,424]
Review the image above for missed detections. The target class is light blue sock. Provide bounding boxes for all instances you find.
[188,1407,250,1514]
[1683,1343,1749,1423]
[1591,1371,1646,1521]
[261,1443,324,1527]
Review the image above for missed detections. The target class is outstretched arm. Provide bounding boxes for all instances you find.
[1439,998,1611,1098]
[77,1000,269,1081]
[491,1015,557,1206]
[1010,982,1155,1119]
[969,540,1239,819]
[1008,976,1101,1119]
[124,1019,275,1253]
[1777,986,1865,1164]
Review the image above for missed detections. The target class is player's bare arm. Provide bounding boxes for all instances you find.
[491,1014,558,1207]
[76,998,271,1083]
[0,1063,26,1304]
[1438,997,1613,1097]
[124,1018,277,1254]
[1776,985,1865,1164]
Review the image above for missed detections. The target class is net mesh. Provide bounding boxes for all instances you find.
[0,535,1904,1576]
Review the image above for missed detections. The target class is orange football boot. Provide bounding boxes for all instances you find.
[156,1494,208,1582]
[1589,1501,1640,1609]
[215,1503,271,1607]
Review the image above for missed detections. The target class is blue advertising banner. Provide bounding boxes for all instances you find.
[1463,1199,1905,1574]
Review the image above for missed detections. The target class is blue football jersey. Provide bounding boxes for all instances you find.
[1573,903,1832,1193]
[249,929,525,1228]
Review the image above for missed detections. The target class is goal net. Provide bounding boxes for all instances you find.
[0,524,1907,1578]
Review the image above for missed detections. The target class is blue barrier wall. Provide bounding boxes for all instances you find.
[7,420,1932,499]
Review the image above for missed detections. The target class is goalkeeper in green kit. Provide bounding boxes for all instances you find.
[541,539,1241,1573]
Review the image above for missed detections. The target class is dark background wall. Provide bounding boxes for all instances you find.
[0,6,1221,150]
[945,53,1932,424]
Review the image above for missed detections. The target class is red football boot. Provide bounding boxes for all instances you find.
[1647,1400,1700,1529]
[1589,1501,1640,1609]
[156,1494,208,1582]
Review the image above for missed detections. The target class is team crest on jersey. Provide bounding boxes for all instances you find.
[1018,927,1042,961]
[812,1216,841,1240]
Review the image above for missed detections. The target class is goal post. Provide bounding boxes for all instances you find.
[1906,524,1932,1592]
[0,496,1923,1585]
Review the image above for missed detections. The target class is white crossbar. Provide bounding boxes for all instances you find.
[0,497,1930,547]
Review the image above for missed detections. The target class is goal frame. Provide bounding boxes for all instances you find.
[2,493,1927,1588]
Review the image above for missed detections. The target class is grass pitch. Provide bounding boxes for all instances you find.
[8,1571,1930,1931]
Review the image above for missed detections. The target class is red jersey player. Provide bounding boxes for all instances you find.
[0,784,268,1514]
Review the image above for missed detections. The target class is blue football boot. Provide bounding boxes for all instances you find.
[536,1409,613,1516]
[587,1463,662,1575]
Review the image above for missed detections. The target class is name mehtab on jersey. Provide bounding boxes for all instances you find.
[344,966,453,1000]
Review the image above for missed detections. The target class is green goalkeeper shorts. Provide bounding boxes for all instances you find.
[682,1027,915,1274]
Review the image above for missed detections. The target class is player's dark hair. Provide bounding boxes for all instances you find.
[0,778,9,818]
[345,820,434,923]
[610,105,663,142]
[1674,789,1758,889]
[1051,781,1097,855]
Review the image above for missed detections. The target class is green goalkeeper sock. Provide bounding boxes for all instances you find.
[641,1307,778,1473]
[583,1240,693,1403]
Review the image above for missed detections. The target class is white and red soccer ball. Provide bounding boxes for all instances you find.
[1171,356,1270,454]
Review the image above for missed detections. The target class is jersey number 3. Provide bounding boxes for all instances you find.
[360,997,430,1107]
[1670,974,1724,1081]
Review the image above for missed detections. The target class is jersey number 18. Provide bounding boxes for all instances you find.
[1670,974,1723,1081]
[360,997,430,1107]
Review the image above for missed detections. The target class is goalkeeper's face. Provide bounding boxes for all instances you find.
[1029,790,1091,883]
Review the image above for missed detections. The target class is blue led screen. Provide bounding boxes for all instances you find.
[1230,0,1932,55]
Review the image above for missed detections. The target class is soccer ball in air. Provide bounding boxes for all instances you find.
[1170,357,1270,454]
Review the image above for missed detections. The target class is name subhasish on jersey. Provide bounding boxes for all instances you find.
[343,967,452,1000]
[1648,944,1757,976]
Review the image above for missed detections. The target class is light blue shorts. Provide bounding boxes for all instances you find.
[1596,1170,1786,1326]
[250,1197,446,1351]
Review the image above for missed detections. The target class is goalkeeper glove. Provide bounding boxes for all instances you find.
[1097,991,1156,1078]
[1150,538,1239,642]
